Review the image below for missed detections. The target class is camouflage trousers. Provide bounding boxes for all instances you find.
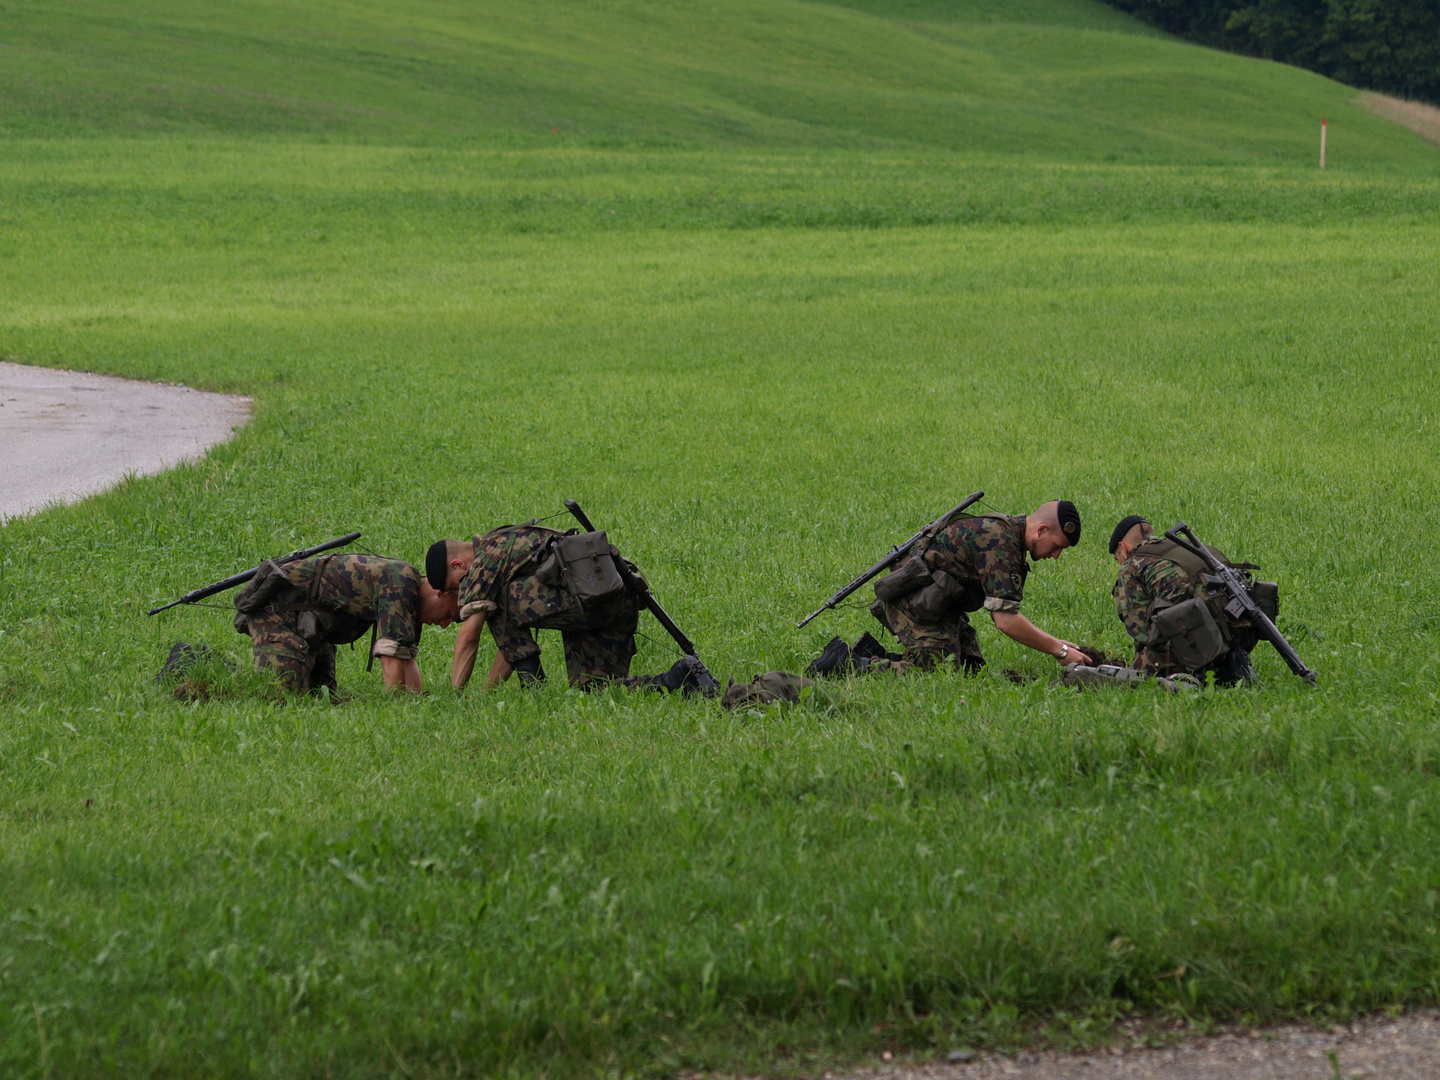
[491,583,645,689]
[244,610,338,695]
[866,596,985,674]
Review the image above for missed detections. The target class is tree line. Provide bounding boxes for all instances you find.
[1101,0,1440,105]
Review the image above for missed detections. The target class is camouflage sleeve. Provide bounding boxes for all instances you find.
[1114,557,1193,649]
[371,563,422,660]
[973,519,1027,613]
[1114,560,1152,647]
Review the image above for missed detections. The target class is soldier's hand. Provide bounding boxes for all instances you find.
[1057,642,1092,666]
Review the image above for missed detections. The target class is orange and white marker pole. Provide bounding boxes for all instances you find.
[1320,118,1327,169]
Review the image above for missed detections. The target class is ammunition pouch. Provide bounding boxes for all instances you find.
[907,569,968,622]
[1150,596,1227,671]
[1249,580,1279,622]
[873,556,933,603]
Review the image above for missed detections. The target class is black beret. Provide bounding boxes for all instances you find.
[425,539,450,591]
[1056,500,1081,546]
[1109,515,1150,555]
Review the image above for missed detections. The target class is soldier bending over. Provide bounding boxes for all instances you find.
[234,553,458,695]
[810,500,1093,676]
[1109,515,1276,687]
[427,526,706,693]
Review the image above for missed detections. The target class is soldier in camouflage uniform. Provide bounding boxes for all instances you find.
[427,527,705,692]
[810,500,1094,676]
[234,553,459,695]
[1109,515,1258,685]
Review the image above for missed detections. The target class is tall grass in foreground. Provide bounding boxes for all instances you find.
[2,153,1439,1073]
[2,0,1440,1071]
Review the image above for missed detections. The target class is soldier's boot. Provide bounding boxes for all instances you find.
[1210,647,1256,688]
[806,637,852,677]
[645,655,707,695]
[512,655,546,685]
[852,632,888,662]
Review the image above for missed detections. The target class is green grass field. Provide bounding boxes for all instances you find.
[3,1,1440,1077]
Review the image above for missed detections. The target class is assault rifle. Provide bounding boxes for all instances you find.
[1163,521,1317,686]
[797,491,984,629]
[146,532,363,615]
[563,500,720,698]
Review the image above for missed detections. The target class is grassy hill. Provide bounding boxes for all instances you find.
[2,0,1437,166]
[3,2,1440,1079]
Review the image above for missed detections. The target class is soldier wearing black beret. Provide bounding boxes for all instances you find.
[810,499,1093,676]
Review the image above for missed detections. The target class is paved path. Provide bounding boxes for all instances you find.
[833,1009,1440,1080]
[0,361,250,521]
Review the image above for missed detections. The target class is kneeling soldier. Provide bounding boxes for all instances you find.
[1109,515,1277,686]
[811,500,1093,675]
[428,526,706,692]
[234,553,458,695]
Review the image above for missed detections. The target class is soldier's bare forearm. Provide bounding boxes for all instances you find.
[451,615,486,688]
[991,611,1087,663]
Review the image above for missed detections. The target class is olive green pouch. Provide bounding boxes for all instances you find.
[556,531,626,606]
[1151,597,1227,671]
[908,569,967,622]
[873,556,932,602]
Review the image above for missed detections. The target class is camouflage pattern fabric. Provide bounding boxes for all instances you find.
[923,513,1029,614]
[459,526,647,689]
[245,610,338,694]
[277,554,422,657]
[866,600,985,673]
[236,553,422,694]
[721,671,825,710]
[866,514,1029,672]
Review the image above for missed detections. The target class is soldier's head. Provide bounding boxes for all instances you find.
[425,538,476,594]
[1025,500,1081,560]
[418,580,460,627]
[1108,516,1153,563]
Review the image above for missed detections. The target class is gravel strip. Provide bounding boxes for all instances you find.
[0,360,250,521]
[833,1009,1440,1080]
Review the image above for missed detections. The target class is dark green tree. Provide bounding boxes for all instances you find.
[1102,0,1440,104]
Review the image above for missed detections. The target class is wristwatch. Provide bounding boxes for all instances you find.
[1057,644,1069,661]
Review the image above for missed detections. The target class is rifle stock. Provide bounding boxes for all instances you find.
[797,490,984,628]
[563,500,719,697]
[146,531,363,615]
[1164,521,1316,685]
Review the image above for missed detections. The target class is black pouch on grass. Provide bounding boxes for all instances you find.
[556,531,626,606]
[1151,596,1227,671]
[873,555,933,602]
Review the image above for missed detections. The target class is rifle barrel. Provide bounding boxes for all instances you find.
[146,531,362,615]
[796,491,984,628]
[1165,522,1316,685]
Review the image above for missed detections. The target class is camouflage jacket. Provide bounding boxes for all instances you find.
[456,526,569,622]
[922,513,1029,614]
[277,554,423,659]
